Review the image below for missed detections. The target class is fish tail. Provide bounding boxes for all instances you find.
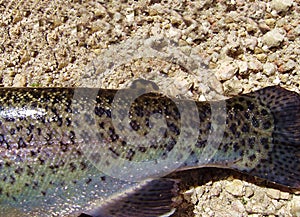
[248,86,300,188]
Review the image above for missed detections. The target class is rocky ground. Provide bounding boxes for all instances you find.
[1,0,300,216]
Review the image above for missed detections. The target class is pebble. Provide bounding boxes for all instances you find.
[278,59,296,73]
[255,53,267,62]
[231,200,246,213]
[270,0,294,12]
[263,62,277,75]
[266,188,281,200]
[223,79,243,95]
[225,180,245,197]
[280,191,290,200]
[262,28,285,48]
[12,74,26,87]
[245,186,254,198]
[291,195,300,217]
[236,60,248,75]
[244,37,258,51]
[215,60,238,81]
[248,58,263,72]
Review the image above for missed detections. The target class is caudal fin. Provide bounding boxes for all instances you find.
[248,86,300,188]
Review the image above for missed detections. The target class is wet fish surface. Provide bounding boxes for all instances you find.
[0,84,299,217]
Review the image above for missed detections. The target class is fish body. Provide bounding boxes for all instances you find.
[0,85,299,216]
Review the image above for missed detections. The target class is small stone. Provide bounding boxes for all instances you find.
[245,186,254,198]
[231,200,246,213]
[244,37,258,51]
[12,74,26,87]
[266,188,280,200]
[291,195,300,217]
[270,0,293,12]
[126,12,135,22]
[263,62,277,76]
[210,182,222,197]
[167,27,182,41]
[20,50,31,64]
[215,60,238,81]
[225,179,244,197]
[278,59,296,73]
[236,61,248,75]
[258,21,271,33]
[255,53,267,62]
[248,59,263,72]
[262,28,285,48]
[280,191,290,200]
[223,79,243,95]
[265,18,276,28]
[294,25,300,35]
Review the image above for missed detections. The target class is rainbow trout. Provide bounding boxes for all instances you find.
[0,82,299,217]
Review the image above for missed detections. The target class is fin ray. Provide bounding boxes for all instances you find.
[82,178,179,217]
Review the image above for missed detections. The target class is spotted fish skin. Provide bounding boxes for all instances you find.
[0,86,299,216]
[183,86,300,189]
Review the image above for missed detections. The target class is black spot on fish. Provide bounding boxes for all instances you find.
[130,120,140,131]
[105,109,111,118]
[17,137,27,149]
[138,146,146,152]
[165,138,176,151]
[99,122,105,129]
[145,117,150,128]
[249,154,256,161]
[233,103,244,111]
[261,109,268,116]
[14,167,24,175]
[195,140,207,148]
[80,161,87,170]
[262,120,272,130]
[66,117,72,126]
[5,161,11,167]
[109,147,120,158]
[86,178,92,184]
[57,117,63,126]
[167,122,180,135]
[233,142,240,152]
[241,123,250,133]
[126,149,135,161]
[251,116,259,128]
[134,106,144,117]
[247,100,255,110]
[10,128,16,135]
[110,133,119,142]
[69,162,77,172]
[248,137,255,149]
[94,107,105,117]
[229,123,237,133]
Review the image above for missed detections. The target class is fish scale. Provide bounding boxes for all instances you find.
[0,84,299,217]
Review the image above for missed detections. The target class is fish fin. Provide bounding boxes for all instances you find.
[78,214,93,217]
[248,86,300,188]
[83,178,179,217]
[129,78,160,93]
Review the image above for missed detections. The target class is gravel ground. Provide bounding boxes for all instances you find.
[0,0,300,216]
